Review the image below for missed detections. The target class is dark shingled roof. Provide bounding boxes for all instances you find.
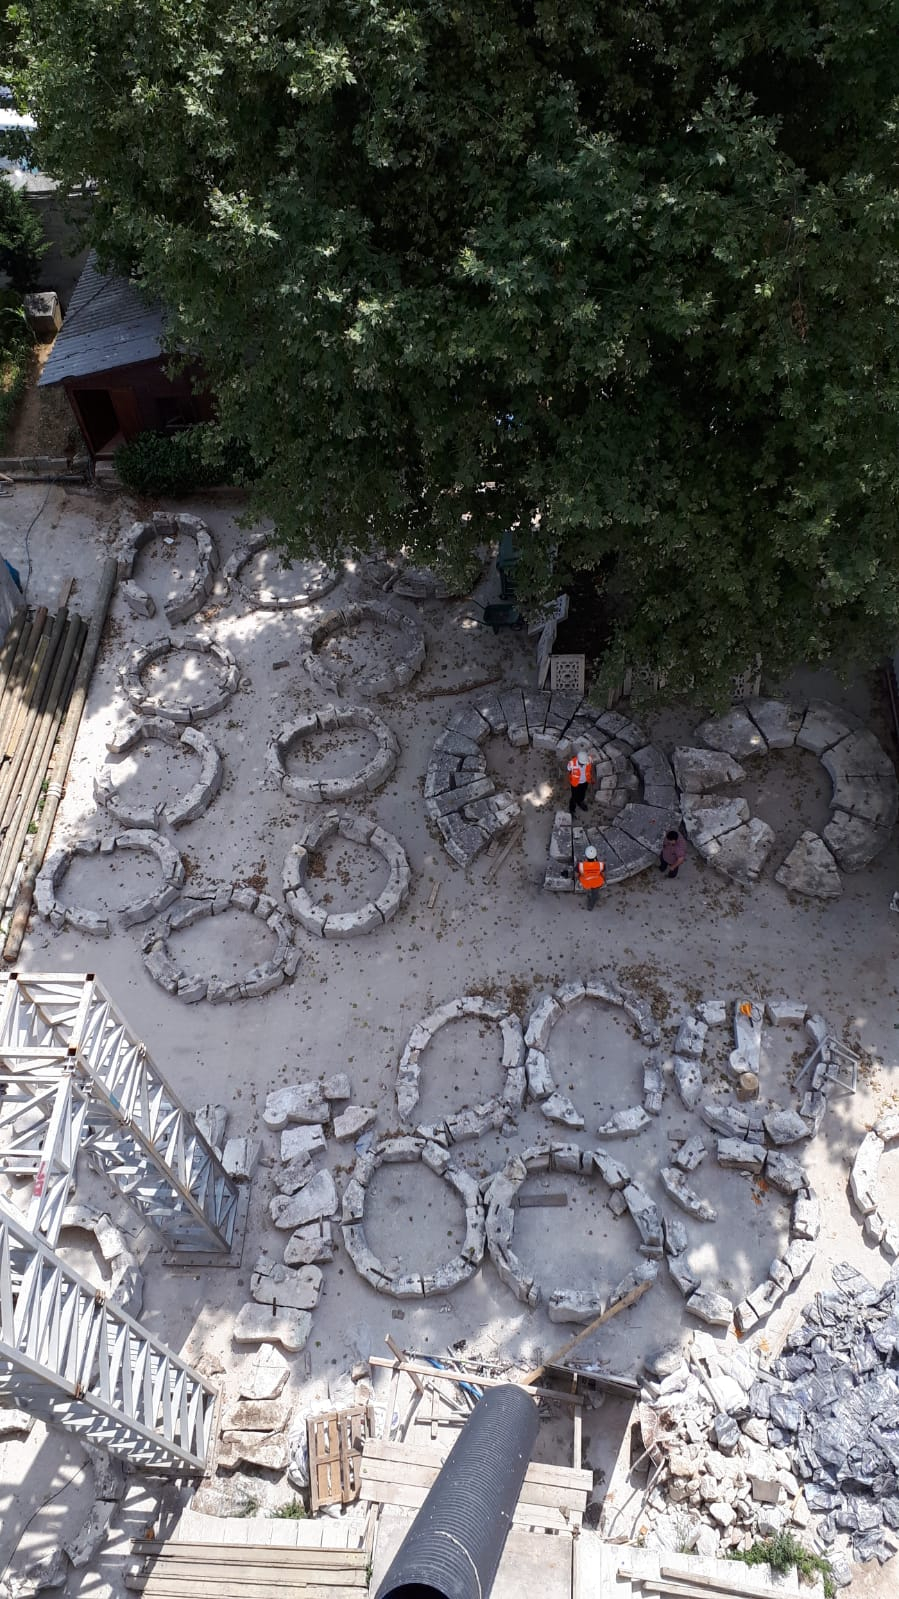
[39,251,167,387]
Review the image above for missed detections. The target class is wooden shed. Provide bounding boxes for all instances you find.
[38,251,212,461]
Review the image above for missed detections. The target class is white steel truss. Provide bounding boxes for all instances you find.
[0,972,239,1252]
[0,1198,215,1471]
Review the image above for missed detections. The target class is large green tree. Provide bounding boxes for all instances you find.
[10,1,899,693]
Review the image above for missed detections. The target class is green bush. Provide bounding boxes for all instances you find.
[0,177,47,291]
[114,425,234,496]
[729,1531,835,1598]
[270,1498,306,1520]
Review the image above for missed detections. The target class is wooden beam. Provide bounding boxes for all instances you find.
[521,1280,652,1386]
[368,1355,583,1407]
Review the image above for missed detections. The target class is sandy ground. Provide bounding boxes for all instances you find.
[0,481,897,1595]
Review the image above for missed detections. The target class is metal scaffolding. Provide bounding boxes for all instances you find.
[0,972,240,1252]
[0,1198,215,1471]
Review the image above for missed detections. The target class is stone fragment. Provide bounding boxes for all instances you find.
[823,809,891,873]
[222,1397,291,1432]
[708,1500,736,1528]
[775,831,842,899]
[661,1167,717,1222]
[717,1139,765,1173]
[875,1109,899,1143]
[696,707,768,759]
[850,1131,884,1215]
[700,1103,749,1139]
[746,698,804,749]
[668,1255,702,1297]
[765,999,808,1026]
[686,1290,733,1327]
[195,1102,228,1149]
[674,1135,707,1172]
[764,1150,808,1195]
[596,1105,650,1138]
[264,1082,329,1129]
[280,1124,326,1160]
[763,1109,811,1146]
[65,1500,116,1568]
[239,1343,290,1400]
[713,1414,740,1454]
[675,1015,708,1058]
[270,1170,338,1228]
[542,1091,585,1128]
[0,1408,32,1437]
[222,1136,258,1180]
[672,747,746,793]
[790,1194,820,1240]
[275,1154,314,1195]
[663,1216,689,1257]
[623,1182,664,1251]
[233,1303,312,1352]
[251,1258,323,1311]
[284,1221,335,1266]
[673,1057,704,1110]
[321,1073,352,1101]
[217,1430,290,1470]
[780,1237,815,1281]
[332,1104,378,1141]
[591,1147,631,1189]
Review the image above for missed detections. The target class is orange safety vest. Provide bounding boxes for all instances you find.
[578,857,605,890]
[567,757,593,787]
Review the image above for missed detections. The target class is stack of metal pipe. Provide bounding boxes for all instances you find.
[0,604,87,919]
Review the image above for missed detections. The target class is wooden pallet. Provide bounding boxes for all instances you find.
[127,1542,367,1598]
[308,1405,371,1513]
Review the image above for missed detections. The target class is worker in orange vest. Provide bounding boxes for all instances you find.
[566,750,593,815]
[577,846,605,910]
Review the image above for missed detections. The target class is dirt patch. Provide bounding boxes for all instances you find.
[5,341,79,459]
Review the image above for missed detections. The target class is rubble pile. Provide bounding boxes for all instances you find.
[638,1263,899,1586]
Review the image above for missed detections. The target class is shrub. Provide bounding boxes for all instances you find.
[114,425,233,496]
[270,1498,306,1520]
[0,177,47,291]
[729,1531,835,1598]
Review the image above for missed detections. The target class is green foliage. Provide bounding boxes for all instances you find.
[730,1531,835,1598]
[13,2,899,692]
[114,425,232,497]
[269,1498,306,1520]
[0,176,45,292]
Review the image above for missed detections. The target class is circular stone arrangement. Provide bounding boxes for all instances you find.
[849,1111,899,1261]
[267,705,398,803]
[141,887,299,1003]
[94,717,223,830]
[340,1135,485,1298]
[484,1139,654,1317]
[121,635,240,723]
[523,975,661,1131]
[115,512,219,625]
[677,698,898,895]
[282,813,411,938]
[301,601,426,698]
[395,996,526,1140]
[35,831,185,936]
[424,688,680,876]
[224,532,339,611]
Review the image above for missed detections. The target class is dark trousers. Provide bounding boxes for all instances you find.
[659,854,680,878]
[569,783,588,815]
[585,888,598,910]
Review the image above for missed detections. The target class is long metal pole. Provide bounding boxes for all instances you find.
[4,556,117,961]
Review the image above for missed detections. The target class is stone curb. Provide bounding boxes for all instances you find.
[394,995,525,1125]
[121,634,240,722]
[36,830,185,936]
[95,718,223,829]
[224,531,339,610]
[282,812,411,939]
[141,887,299,1002]
[115,511,220,625]
[685,698,897,893]
[340,1136,485,1297]
[267,705,399,802]
[848,1113,899,1260]
[301,600,426,698]
[522,974,662,1129]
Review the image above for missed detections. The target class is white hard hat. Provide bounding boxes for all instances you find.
[577,751,588,764]
[585,846,597,859]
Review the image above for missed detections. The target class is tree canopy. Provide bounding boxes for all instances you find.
[10,1,899,693]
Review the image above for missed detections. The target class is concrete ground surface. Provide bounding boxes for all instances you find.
[0,481,897,1597]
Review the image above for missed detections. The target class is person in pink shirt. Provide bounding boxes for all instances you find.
[659,828,686,879]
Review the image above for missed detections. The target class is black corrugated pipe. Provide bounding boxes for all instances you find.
[375,1383,540,1599]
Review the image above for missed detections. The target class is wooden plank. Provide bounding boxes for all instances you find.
[368,1356,584,1407]
[359,1478,581,1531]
[360,1455,586,1512]
[137,1546,366,1566]
[385,1335,424,1393]
[573,1406,582,1472]
[363,1436,593,1492]
[135,1566,366,1592]
[426,881,440,910]
[138,1583,364,1599]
